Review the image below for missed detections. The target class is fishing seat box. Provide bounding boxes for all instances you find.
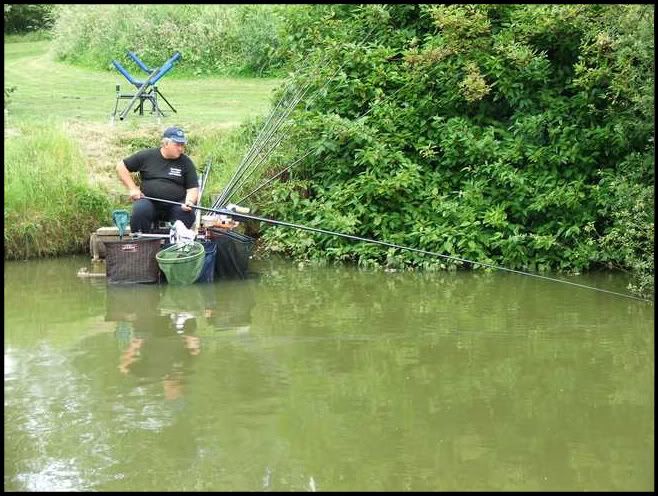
[90,223,171,261]
[90,226,132,261]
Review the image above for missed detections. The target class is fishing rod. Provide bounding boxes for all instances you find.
[215,27,381,208]
[195,160,212,228]
[142,195,651,302]
[235,149,315,205]
[214,81,311,207]
[229,54,449,208]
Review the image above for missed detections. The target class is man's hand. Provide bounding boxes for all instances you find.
[129,188,143,201]
[181,199,195,212]
[116,161,142,201]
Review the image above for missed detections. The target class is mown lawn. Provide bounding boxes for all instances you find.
[4,39,282,128]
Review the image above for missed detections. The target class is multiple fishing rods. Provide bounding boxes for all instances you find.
[142,196,651,303]
[212,47,335,209]
[211,75,312,208]
[233,74,415,207]
[213,28,382,209]
[192,21,649,304]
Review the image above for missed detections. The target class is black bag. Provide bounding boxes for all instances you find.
[207,228,255,279]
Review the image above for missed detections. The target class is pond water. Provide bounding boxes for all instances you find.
[4,255,654,491]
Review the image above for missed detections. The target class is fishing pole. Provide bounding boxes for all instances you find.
[141,195,651,302]
[215,27,382,208]
[235,149,315,205]
[230,53,450,208]
[195,160,212,228]
[214,82,310,207]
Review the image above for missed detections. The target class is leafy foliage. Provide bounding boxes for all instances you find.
[49,5,289,77]
[247,5,653,297]
[3,4,55,34]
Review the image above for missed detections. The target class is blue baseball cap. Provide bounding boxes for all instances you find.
[162,126,187,144]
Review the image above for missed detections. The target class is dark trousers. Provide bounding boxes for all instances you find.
[130,198,196,233]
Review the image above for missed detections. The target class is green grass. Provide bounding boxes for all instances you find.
[4,119,112,259]
[4,39,282,126]
[4,36,283,259]
[3,30,52,43]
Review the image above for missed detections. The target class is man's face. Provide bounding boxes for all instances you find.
[163,140,185,159]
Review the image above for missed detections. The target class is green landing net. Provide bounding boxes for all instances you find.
[156,241,205,285]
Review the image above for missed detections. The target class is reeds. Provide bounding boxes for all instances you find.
[50,5,286,77]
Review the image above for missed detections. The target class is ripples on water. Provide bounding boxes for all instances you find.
[4,256,654,491]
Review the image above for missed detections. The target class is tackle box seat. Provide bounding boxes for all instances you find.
[90,221,171,261]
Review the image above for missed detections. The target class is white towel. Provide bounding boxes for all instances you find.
[169,220,196,245]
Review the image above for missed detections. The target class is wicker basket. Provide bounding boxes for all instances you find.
[105,238,163,284]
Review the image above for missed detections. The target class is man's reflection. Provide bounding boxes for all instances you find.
[106,285,210,401]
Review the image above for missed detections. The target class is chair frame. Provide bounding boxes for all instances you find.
[110,51,181,123]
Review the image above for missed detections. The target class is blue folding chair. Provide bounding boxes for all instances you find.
[111,51,181,123]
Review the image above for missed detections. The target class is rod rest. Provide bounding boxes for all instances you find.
[149,51,182,85]
[113,52,181,87]
[127,51,154,74]
[112,60,145,88]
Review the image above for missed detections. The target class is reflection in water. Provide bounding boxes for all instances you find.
[106,285,205,402]
[3,256,654,491]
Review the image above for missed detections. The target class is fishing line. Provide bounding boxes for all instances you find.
[142,196,651,303]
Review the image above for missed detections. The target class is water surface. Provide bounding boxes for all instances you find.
[4,256,654,491]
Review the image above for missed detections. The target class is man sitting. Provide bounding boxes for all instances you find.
[116,126,199,233]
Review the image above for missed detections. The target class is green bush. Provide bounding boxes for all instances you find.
[595,152,654,298]
[3,4,55,34]
[242,5,653,296]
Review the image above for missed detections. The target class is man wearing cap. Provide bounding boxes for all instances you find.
[116,127,199,233]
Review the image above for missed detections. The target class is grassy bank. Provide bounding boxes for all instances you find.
[4,36,281,259]
[4,120,111,259]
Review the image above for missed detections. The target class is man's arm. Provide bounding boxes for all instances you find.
[116,160,143,201]
[182,187,199,211]
[118,337,144,374]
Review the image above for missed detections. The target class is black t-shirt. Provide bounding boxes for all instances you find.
[123,148,198,202]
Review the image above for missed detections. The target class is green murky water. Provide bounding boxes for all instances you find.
[4,256,654,491]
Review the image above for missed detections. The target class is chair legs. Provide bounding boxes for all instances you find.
[111,85,174,123]
[110,52,181,123]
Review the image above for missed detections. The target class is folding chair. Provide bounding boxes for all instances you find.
[110,51,181,123]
